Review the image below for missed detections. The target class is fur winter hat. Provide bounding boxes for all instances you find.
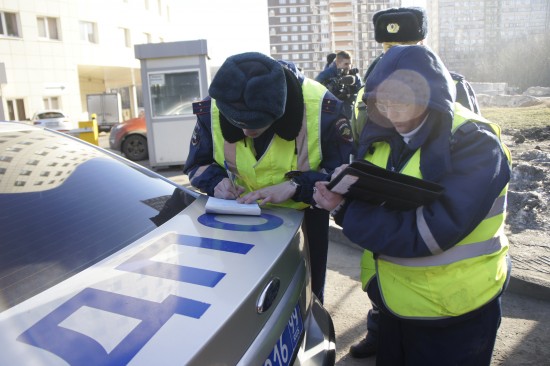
[208,52,287,130]
[373,7,428,43]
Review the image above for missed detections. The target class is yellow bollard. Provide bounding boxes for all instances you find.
[78,117,99,145]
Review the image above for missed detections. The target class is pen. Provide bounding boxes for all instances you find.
[224,160,237,190]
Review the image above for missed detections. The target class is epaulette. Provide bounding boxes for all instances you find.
[192,99,211,115]
[321,97,338,114]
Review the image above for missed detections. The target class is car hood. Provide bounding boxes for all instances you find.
[0,195,305,365]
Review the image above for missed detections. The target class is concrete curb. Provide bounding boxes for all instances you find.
[328,224,550,302]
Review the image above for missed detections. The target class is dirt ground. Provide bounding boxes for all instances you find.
[502,126,550,288]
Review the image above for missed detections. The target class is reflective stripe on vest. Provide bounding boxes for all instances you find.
[360,104,510,318]
[211,78,326,210]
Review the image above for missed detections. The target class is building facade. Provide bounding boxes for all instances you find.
[428,0,550,75]
[268,0,549,82]
[268,0,400,79]
[0,0,179,125]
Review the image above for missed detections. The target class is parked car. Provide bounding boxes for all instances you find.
[0,122,335,366]
[31,110,73,132]
[109,116,148,161]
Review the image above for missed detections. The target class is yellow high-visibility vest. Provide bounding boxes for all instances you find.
[359,103,510,319]
[211,78,326,210]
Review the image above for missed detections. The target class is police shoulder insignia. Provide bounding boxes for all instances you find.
[192,100,211,115]
[336,118,353,143]
[387,23,400,33]
[322,97,338,114]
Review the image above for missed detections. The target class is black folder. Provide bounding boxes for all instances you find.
[327,160,444,209]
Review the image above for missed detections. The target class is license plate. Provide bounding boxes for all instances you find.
[46,121,59,127]
[264,304,304,366]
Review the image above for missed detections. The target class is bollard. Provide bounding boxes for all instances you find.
[77,118,99,145]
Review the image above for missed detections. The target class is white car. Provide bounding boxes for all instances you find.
[0,122,336,366]
[31,110,73,132]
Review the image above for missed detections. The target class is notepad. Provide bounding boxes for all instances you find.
[205,197,261,216]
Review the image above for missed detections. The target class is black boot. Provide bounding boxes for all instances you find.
[349,332,377,358]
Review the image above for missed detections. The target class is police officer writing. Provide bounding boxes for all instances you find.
[316,50,363,120]
[184,52,354,304]
[314,45,511,366]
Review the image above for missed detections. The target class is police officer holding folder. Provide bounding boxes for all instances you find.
[314,45,511,365]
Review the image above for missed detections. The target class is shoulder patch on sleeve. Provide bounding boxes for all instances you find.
[335,118,354,143]
[192,100,211,115]
[191,123,201,146]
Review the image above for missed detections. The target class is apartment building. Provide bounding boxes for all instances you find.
[268,0,549,82]
[0,0,179,125]
[268,0,401,79]
[427,0,550,76]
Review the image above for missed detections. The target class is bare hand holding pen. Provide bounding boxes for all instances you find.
[213,178,245,199]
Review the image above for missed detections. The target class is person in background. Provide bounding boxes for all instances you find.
[324,52,337,70]
[183,52,354,304]
[313,44,511,366]
[316,50,363,120]
[352,6,480,144]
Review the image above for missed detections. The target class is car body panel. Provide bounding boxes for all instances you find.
[109,116,147,160]
[0,122,335,366]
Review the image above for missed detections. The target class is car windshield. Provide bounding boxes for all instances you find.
[37,112,65,119]
[0,128,196,311]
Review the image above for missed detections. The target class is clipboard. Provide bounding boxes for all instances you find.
[327,160,444,209]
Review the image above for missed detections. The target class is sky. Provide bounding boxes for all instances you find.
[174,0,427,67]
[175,0,271,66]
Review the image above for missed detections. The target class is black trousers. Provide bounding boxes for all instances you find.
[303,207,330,304]
[367,280,503,366]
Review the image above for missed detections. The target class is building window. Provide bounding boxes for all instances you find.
[0,11,20,37]
[79,21,97,43]
[119,27,131,47]
[37,16,59,40]
[137,32,151,44]
[43,97,60,110]
[7,99,26,121]
[148,71,201,117]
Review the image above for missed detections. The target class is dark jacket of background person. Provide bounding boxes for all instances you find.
[316,60,363,120]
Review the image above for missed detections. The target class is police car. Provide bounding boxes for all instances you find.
[0,122,335,365]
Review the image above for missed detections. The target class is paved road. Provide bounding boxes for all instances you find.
[99,133,550,365]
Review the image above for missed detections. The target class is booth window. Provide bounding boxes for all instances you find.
[149,71,200,117]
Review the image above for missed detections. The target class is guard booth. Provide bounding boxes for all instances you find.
[135,39,211,169]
